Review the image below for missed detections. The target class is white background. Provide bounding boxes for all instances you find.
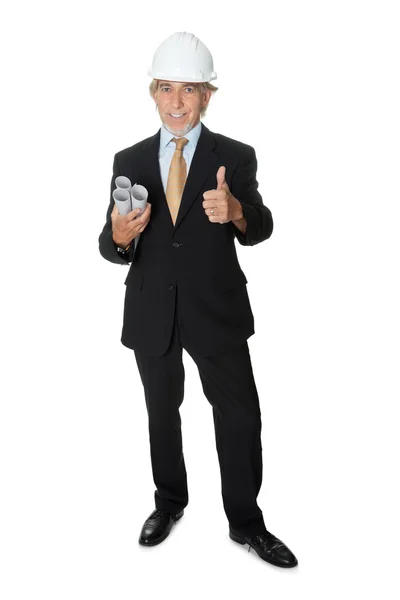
[1,1,399,598]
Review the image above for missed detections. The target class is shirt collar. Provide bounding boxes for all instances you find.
[160,120,202,154]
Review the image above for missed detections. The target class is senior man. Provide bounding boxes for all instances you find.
[98,32,298,568]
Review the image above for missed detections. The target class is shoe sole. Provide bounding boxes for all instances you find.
[138,511,184,547]
[229,531,298,568]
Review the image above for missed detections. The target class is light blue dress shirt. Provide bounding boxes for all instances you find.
[158,120,202,194]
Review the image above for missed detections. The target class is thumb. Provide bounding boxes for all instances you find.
[216,166,227,189]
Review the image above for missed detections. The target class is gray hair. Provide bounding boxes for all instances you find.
[149,79,218,118]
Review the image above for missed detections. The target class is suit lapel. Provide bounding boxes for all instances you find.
[138,122,220,234]
[175,123,219,231]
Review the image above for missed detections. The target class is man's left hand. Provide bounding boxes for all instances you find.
[202,166,243,224]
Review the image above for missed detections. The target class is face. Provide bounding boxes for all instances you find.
[153,80,212,137]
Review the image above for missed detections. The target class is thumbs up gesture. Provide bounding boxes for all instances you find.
[202,166,243,224]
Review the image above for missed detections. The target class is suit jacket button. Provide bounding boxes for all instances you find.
[172,242,180,248]
[168,285,175,291]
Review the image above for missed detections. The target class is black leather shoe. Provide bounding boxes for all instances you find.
[138,509,184,546]
[229,529,298,568]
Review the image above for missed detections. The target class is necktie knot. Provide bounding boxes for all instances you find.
[172,137,189,152]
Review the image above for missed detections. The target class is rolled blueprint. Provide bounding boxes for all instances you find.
[115,175,132,193]
[112,177,148,252]
[130,184,148,211]
[112,188,131,216]
[130,184,148,250]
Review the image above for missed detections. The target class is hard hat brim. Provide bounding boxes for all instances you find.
[148,69,217,83]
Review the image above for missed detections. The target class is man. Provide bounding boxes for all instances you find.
[99,32,298,568]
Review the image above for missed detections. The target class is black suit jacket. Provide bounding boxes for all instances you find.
[99,123,273,356]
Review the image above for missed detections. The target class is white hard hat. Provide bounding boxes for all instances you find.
[148,32,217,83]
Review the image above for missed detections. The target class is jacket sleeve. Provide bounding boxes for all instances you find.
[98,153,135,265]
[230,146,273,246]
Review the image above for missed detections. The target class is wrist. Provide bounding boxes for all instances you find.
[113,239,131,252]
[231,197,244,222]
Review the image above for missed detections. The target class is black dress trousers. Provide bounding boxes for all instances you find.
[133,284,268,537]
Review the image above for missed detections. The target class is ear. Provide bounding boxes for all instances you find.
[152,79,159,104]
[201,88,212,108]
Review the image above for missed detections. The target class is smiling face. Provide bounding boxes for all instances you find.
[153,80,212,136]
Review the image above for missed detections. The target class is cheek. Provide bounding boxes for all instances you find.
[187,101,201,114]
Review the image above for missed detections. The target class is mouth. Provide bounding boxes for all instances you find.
[169,113,187,120]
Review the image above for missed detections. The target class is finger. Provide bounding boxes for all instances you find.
[216,166,226,190]
[206,206,217,216]
[138,202,152,217]
[139,216,150,228]
[203,198,223,210]
[138,203,152,222]
[138,216,151,232]
[203,190,217,201]
[126,208,142,221]
[127,206,151,230]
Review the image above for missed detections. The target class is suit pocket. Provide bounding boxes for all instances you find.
[124,270,144,291]
[215,269,248,291]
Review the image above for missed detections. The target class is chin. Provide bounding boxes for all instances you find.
[162,120,193,137]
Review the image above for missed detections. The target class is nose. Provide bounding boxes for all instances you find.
[170,90,184,109]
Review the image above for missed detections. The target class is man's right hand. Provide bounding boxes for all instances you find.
[111,202,152,248]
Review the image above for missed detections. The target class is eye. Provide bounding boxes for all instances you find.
[160,86,170,92]
[185,87,195,93]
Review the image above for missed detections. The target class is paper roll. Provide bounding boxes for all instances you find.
[115,176,132,192]
[112,188,132,216]
[130,184,148,251]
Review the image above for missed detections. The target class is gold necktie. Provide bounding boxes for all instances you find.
[166,137,189,226]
